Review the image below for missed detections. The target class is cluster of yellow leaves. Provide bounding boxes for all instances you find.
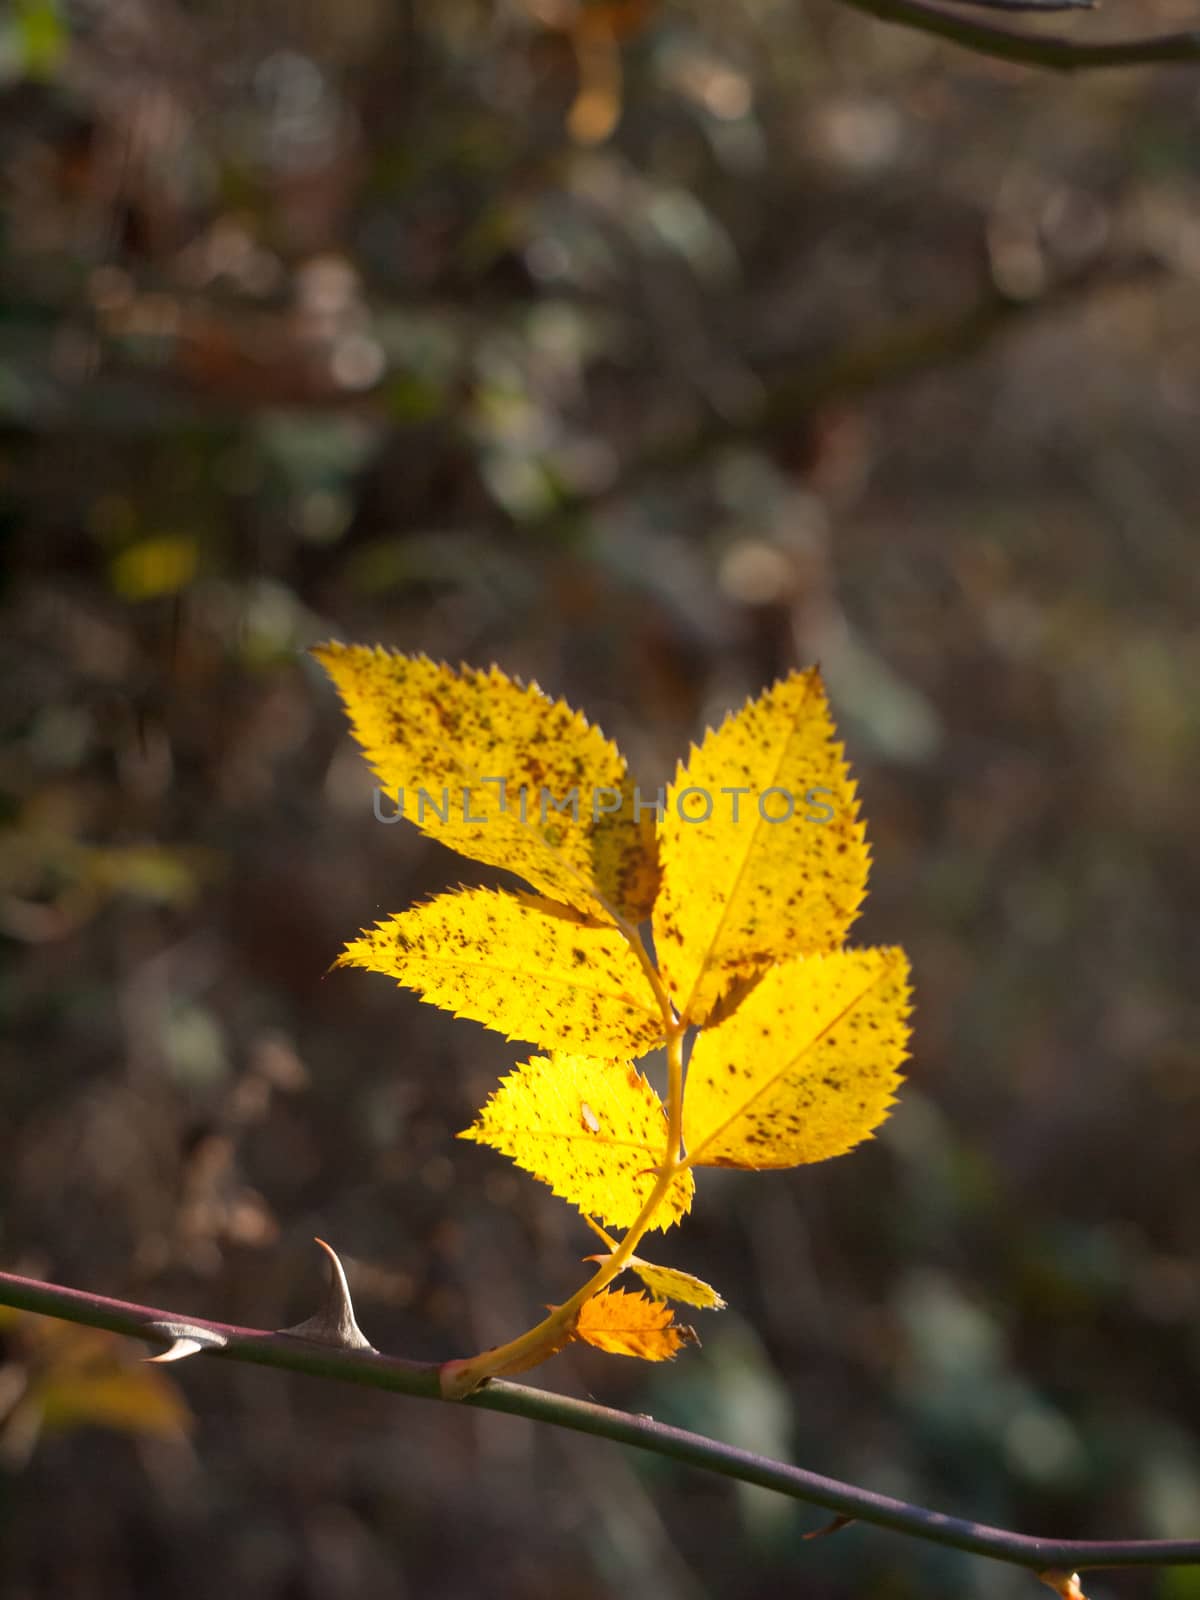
[316,643,912,1368]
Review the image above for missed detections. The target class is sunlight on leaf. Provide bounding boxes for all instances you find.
[571,1288,697,1359]
[582,1220,727,1307]
[684,948,911,1170]
[460,1053,694,1230]
[626,1257,727,1309]
[340,887,664,1055]
[320,645,916,1384]
[653,669,869,1025]
[313,644,658,919]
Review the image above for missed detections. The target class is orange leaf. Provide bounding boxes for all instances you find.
[570,1288,697,1360]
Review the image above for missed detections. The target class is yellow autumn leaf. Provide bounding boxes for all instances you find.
[683,947,911,1170]
[85,843,202,906]
[340,888,664,1055]
[571,1289,697,1359]
[4,1316,192,1442]
[35,1368,192,1439]
[109,533,198,601]
[581,1220,726,1309]
[652,669,869,1024]
[459,1053,694,1230]
[627,1258,727,1309]
[313,644,658,919]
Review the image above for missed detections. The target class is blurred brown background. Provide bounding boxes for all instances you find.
[2,0,1199,1596]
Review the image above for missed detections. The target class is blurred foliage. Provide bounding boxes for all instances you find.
[2,0,1200,1596]
[0,1307,190,1466]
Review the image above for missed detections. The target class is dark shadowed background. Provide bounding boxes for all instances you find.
[1,1,1199,1596]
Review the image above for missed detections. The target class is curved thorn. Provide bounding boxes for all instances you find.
[143,1320,228,1363]
[276,1238,376,1353]
[147,1337,206,1364]
[804,1514,857,1542]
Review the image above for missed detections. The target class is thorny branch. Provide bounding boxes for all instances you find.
[1,1250,1198,1584]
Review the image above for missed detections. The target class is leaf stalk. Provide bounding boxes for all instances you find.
[441,926,688,1397]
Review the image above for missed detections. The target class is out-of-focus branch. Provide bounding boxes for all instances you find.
[834,0,1200,70]
[946,0,1094,13]
[1,1259,1200,1578]
[533,250,1161,533]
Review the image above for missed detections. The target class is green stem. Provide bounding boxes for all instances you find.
[0,1266,1198,1574]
